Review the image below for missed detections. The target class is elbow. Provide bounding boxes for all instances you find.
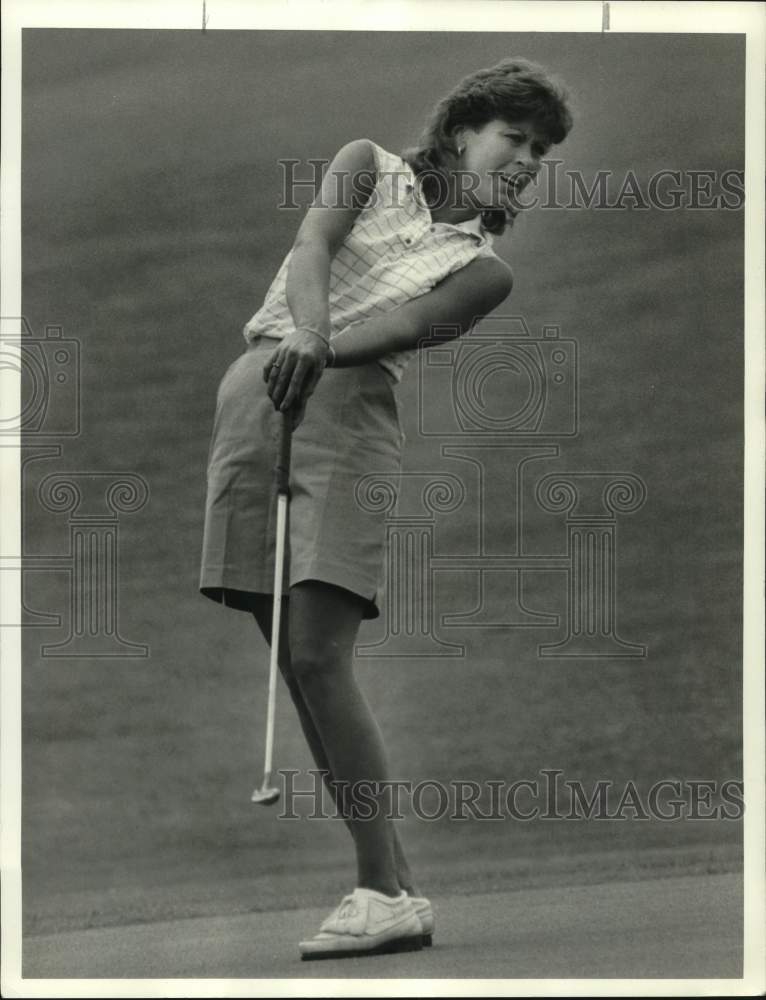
[285,236,332,292]
[470,264,513,330]
[490,262,514,307]
[504,265,515,298]
[455,263,513,338]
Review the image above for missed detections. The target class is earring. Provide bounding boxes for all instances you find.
[457,144,465,156]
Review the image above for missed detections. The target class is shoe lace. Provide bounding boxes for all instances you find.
[337,896,358,921]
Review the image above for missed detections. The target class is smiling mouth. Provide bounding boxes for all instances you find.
[499,172,532,197]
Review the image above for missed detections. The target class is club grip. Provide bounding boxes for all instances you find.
[275,409,293,496]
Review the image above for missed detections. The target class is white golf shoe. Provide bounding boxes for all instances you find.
[409,895,434,946]
[299,887,424,960]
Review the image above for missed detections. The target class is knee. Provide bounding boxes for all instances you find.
[289,642,347,695]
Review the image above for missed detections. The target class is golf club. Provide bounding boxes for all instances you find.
[252,407,293,806]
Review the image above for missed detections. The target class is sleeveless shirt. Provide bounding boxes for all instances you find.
[242,140,500,383]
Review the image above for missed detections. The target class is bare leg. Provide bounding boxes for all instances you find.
[251,596,360,822]
[249,583,418,896]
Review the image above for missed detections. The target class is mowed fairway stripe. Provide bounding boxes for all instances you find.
[23,872,742,980]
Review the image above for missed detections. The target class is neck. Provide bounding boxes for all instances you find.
[429,203,482,225]
[419,168,482,226]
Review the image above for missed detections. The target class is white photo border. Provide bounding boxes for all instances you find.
[2,2,763,996]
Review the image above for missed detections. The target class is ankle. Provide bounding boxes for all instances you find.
[357,878,402,898]
[394,866,419,896]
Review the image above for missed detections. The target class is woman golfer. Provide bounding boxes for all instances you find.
[200,57,572,960]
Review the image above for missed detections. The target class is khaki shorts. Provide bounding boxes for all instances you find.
[199,335,405,620]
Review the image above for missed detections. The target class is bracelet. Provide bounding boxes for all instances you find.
[294,325,334,365]
[296,325,330,346]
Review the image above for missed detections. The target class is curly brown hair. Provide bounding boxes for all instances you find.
[402,58,573,236]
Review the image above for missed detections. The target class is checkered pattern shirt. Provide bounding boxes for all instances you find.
[243,140,499,383]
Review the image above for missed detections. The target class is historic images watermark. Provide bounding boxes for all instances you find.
[277,160,745,212]
[276,768,745,823]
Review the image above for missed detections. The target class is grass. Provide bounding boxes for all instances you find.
[20,30,744,935]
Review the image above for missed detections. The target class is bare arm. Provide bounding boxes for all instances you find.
[330,256,514,367]
[284,138,376,334]
[265,139,376,420]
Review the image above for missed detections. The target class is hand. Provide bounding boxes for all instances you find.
[262,327,331,427]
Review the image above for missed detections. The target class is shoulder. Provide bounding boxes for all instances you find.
[330,137,376,172]
[319,139,380,213]
[326,138,408,208]
[326,138,412,216]
[336,138,412,186]
[329,138,399,175]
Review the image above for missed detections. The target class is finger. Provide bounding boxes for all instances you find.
[266,350,288,384]
[265,358,284,397]
[280,357,312,412]
[290,361,325,425]
[269,355,297,408]
[263,348,284,383]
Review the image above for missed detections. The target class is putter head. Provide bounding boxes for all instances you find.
[251,781,280,806]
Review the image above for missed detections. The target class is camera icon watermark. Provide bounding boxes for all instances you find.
[417,316,577,438]
[1,316,148,656]
[0,317,80,437]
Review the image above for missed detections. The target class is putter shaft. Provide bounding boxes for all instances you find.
[254,409,293,803]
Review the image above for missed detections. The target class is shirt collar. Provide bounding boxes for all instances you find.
[402,163,488,245]
[449,213,486,239]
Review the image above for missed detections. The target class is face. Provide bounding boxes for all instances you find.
[453,118,552,215]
